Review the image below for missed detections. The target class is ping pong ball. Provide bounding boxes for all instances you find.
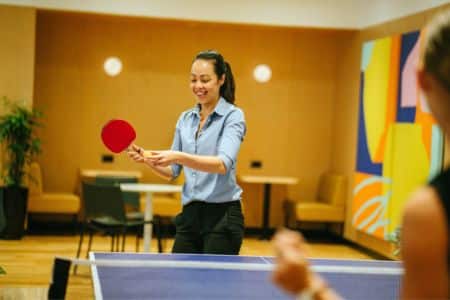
[143,150,153,157]
[104,57,122,76]
[253,64,272,83]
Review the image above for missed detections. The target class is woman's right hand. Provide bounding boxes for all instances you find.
[127,144,145,163]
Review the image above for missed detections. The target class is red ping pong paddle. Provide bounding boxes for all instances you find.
[101,119,137,153]
[101,119,152,157]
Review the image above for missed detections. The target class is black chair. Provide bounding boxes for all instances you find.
[74,182,145,274]
[95,176,140,210]
[94,175,165,253]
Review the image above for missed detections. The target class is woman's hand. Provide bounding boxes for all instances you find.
[127,144,145,163]
[146,150,181,167]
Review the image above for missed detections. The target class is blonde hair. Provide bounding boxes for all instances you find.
[422,9,450,92]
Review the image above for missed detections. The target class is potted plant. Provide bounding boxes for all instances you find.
[387,227,401,257]
[0,97,41,239]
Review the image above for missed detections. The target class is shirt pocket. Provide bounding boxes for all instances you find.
[197,129,220,155]
[180,130,196,154]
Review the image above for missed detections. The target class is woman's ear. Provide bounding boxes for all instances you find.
[219,74,225,86]
[417,68,432,92]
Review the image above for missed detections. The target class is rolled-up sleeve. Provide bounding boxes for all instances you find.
[217,109,246,171]
[170,115,183,179]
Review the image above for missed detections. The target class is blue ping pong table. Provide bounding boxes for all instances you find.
[90,252,402,300]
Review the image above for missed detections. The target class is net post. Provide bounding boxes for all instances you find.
[48,258,72,300]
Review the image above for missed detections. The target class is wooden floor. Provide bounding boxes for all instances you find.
[0,234,375,299]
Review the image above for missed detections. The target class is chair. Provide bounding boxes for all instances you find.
[27,162,80,229]
[94,175,166,252]
[284,173,346,231]
[95,176,141,212]
[74,182,145,274]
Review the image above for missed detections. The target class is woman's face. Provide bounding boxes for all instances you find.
[418,73,450,133]
[417,31,450,134]
[190,59,224,106]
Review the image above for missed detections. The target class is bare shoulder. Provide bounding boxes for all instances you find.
[401,187,449,298]
[403,186,445,223]
[402,185,447,257]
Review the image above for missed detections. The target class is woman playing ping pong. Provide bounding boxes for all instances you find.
[127,50,246,255]
[272,9,450,300]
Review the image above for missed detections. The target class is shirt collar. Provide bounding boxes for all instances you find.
[193,97,230,117]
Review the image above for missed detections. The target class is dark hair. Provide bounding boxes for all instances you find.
[194,50,236,104]
[423,9,450,92]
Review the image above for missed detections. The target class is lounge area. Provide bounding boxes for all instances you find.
[0,1,449,299]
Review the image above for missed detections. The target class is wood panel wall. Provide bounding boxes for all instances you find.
[33,11,353,227]
[31,3,450,257]
[0,5,35,104]
[0,5,35,182]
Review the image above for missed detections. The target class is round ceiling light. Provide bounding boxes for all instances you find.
[104,57,122,77]
[253,64,272,83]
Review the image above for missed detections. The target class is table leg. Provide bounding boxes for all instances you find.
[260,183,271,240]
[143,192,153,252]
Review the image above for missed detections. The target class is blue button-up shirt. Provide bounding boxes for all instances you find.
[170,97,246,205]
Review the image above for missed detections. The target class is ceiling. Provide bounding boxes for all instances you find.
[1,0,449,29]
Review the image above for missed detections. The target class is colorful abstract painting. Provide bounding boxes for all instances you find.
[352,31,444,240]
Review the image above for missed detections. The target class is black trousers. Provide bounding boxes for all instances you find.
[172,200,244,255]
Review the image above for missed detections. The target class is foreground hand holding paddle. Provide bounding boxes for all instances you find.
[146,150,181,167]
[127,143,149,163]
[126,144,174,181]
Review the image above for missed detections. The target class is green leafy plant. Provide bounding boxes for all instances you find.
[0,266,5,275]
[0,97,42,186]
[386,227,401,257]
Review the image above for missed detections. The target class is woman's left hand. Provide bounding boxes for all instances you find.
[146,150,180,167]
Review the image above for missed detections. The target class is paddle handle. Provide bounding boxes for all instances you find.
[143,150,153,158]
[126,147,153,158]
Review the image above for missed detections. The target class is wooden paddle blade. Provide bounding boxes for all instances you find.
[101,119,136,153]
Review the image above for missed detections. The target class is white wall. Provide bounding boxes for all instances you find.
[0,0,449,29]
